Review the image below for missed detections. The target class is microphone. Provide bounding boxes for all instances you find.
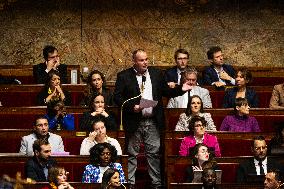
[119,75,145,131]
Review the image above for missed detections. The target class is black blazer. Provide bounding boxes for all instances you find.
[236,157,281,183]
[223,87,259,108]
[33,63,68,84]
[164,66,203,85]
[25,156,57,182]
[113,67,185,133]
[202,64,235,86]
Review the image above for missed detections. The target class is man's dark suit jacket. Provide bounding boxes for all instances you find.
[25,156,57,182]
[114,67,185,133]
[202,64,235,86]
[236,157,281,183]
[33,63,68,84]
[164,66,203,85]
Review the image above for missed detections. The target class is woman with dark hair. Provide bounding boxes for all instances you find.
[185,143,218,183]
[44,100,74,130]
[101,168,126,189]
[223,68,258,108]
[36,70,71,106]
[220,97,260,132]
[41,167,74,189]
[79,94,117,131]
[80,70,115,107]
[179,116,221,157]
[175,95,216,131]
[268,125,284,155]
[82,143,126,183]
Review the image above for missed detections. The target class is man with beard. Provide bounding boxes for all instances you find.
[25,139,57,182]
[19,117,64,156]
[237,136,282,183]
[201,168,219,189]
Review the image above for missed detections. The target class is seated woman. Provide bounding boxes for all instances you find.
[80,115,122,155]
[44,100,74,130]
[185,143,218,183]
[41,166,74,189]
[101,168,126,189]
[270,83,284,109]
[80,94,117,131]
[167,68,212,108]
[179,116,221,157]
[220,97,260,132]
[82,143,126,183]
[175,95,216,131]
[80,70,115,107]
[268,125,284,155]
[223,68,258,108]
[37,70,72,106]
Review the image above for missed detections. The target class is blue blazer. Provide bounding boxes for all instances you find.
[223,87,259,108]
[202,64,235,86]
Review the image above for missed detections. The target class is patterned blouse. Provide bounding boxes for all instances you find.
[82,162,126,183]
[175,112,216,131]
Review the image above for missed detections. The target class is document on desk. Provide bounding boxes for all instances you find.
[139,98,158,109]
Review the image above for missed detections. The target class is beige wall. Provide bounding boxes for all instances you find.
[0,0,283,80]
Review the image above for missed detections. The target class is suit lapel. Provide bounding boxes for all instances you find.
[148,68,158,100]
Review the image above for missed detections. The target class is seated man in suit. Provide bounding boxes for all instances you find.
[237,136,283,183]
[167,68,212,108]
[19,116,65,156]
[33,45,67,84]
[165,48,191,88]
[203,46,235,88]
[25,139,57,182]
[264,169,284,189]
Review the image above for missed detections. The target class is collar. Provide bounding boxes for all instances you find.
[254,157,267,166]
[133,67,147,76]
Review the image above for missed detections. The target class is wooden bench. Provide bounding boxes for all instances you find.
[0,129,125,155]
[169,183,264,189]
[164,108,284,132]
[0,65,81,84]
[166,156,284,188]
[164,132,274,157]
[0,154,128,182]
[0,84,275,107]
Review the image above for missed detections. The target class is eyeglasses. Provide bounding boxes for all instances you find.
[194,124,205,128]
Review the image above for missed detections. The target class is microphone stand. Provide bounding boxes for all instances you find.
[120,76,146,131]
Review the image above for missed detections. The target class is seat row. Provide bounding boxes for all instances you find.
[0,107,283,132]
[0,84,276,107]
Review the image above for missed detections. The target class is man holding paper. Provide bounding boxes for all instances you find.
[114,49,192,189]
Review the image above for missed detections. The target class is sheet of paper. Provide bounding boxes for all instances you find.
[139,98,158,109]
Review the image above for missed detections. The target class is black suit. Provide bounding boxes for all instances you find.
[33,63,68,84]
[202,64,235,86]
[114,66,184,133]
[114,66,185,185]
[236,157,281,183]
[25,156,57,182]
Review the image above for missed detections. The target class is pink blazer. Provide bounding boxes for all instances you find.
[179,132,221,157]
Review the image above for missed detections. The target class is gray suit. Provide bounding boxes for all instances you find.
[19,132,64,156]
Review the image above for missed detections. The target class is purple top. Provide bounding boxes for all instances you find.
[179,133,221,157]
[220,115,260,132]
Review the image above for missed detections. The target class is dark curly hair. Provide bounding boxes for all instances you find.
[188,115,207,132]
[86,70,106,88]
[45,69,61,87]
[88,93,105,111]
[236,67,253,85]
[89,143,118,166]
[185,95,204,116]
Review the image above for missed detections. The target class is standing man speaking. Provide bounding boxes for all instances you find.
[114,49,192,189]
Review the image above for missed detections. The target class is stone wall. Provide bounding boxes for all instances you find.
[0,0,283,80]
